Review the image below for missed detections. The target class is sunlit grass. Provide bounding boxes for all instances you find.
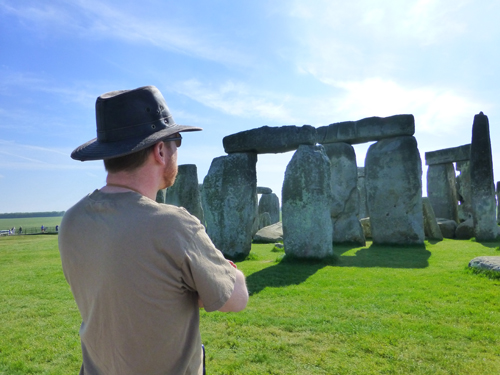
[1,235,500,374]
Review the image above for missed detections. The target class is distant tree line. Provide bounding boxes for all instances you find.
[0,211,65,219]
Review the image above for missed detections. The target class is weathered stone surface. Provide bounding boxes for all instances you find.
[469,256,500,273]
[436,219,457,239]
[357,167,368,219]
[360,218,371,238]
[202,153,257,258]
[425,144,470,166]
[456,161,472,222]
[155,189,165,203]
[258,212,271,230]
[365,136,424,245]
[456,218,474,240]
[427,163,459,222]
[258,193,280,224]
[316,115,414,145]
[253,222,283,243]
[497,181,500,225]
[223,125,316,154]
[323,142,365,245]
[282,145,333,258]
[470,112,497,241]
[422,197,443,241]
[165,164,204,223]
[257,186,273,194]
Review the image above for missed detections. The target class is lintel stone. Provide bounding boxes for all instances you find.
[425,144,471,166]
[223,125,316,154]
[316,114,414,145]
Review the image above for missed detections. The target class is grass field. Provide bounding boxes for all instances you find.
[0,217,63,232]
[1,235,499,374]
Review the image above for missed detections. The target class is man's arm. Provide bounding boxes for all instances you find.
[198,267,249,312]
[217,269,248,312]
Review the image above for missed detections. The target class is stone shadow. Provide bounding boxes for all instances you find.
[335,243,431,269]
[246,257,335,295]
[246,244,431,295]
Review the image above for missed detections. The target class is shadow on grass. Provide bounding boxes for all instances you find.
[246,256,336,295]
[246,244,431,295]
[335,243,431,269]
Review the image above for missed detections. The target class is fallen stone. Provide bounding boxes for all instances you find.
[436,219,457,239]
[223,125,316,154]
[456,218,474,240]
[469,256,500,273]
[316,114,414,145]
[253,222,283,243]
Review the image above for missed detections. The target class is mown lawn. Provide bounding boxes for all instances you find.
[1,235,499,374]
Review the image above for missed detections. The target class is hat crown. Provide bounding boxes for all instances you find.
[96,86,173,143]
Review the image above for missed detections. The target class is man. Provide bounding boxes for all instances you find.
[59,86,248,375]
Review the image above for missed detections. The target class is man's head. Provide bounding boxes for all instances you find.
[70,86,201,162]
[103,132,181,173]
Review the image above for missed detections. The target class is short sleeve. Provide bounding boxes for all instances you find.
[179,216,237,312]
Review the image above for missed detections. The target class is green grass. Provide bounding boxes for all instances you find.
[0,217,63,232]
[1,236,500,374]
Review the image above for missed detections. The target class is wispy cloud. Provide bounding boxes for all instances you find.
[286,0,473,83]
[0,139,100,170]
[176,79,295,123]
[319,78,484,135]
[0,0,251,67]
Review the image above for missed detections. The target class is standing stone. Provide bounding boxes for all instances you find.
[365,136,424,245]
[258,193,280,224]
[427,163,459,222]
[282,145,333,258]
[258,212,272,230]
[165,164,204,223]
[422,197,443,241]
[470,112,497,241]
[202,153,257,258]
[357,167,368,219]
[456,161,472,221]
[323,143,365,245]
[156,189,166,203]
[497,181,500,225]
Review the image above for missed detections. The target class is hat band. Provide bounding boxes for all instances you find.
[97,116,175,142]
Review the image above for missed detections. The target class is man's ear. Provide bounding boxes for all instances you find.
[153,141,166,165]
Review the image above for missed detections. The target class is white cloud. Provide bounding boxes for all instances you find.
[326,78,483,135]
[1,0,250,67]
[176,79,295,123]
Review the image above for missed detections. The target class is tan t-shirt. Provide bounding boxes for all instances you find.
[58,190,236,375]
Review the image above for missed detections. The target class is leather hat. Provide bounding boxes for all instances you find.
[71,86,202,161]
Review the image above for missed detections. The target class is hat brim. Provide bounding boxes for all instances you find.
[71,124,202,161]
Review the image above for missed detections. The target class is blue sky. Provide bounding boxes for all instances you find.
[1,0,499,213]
